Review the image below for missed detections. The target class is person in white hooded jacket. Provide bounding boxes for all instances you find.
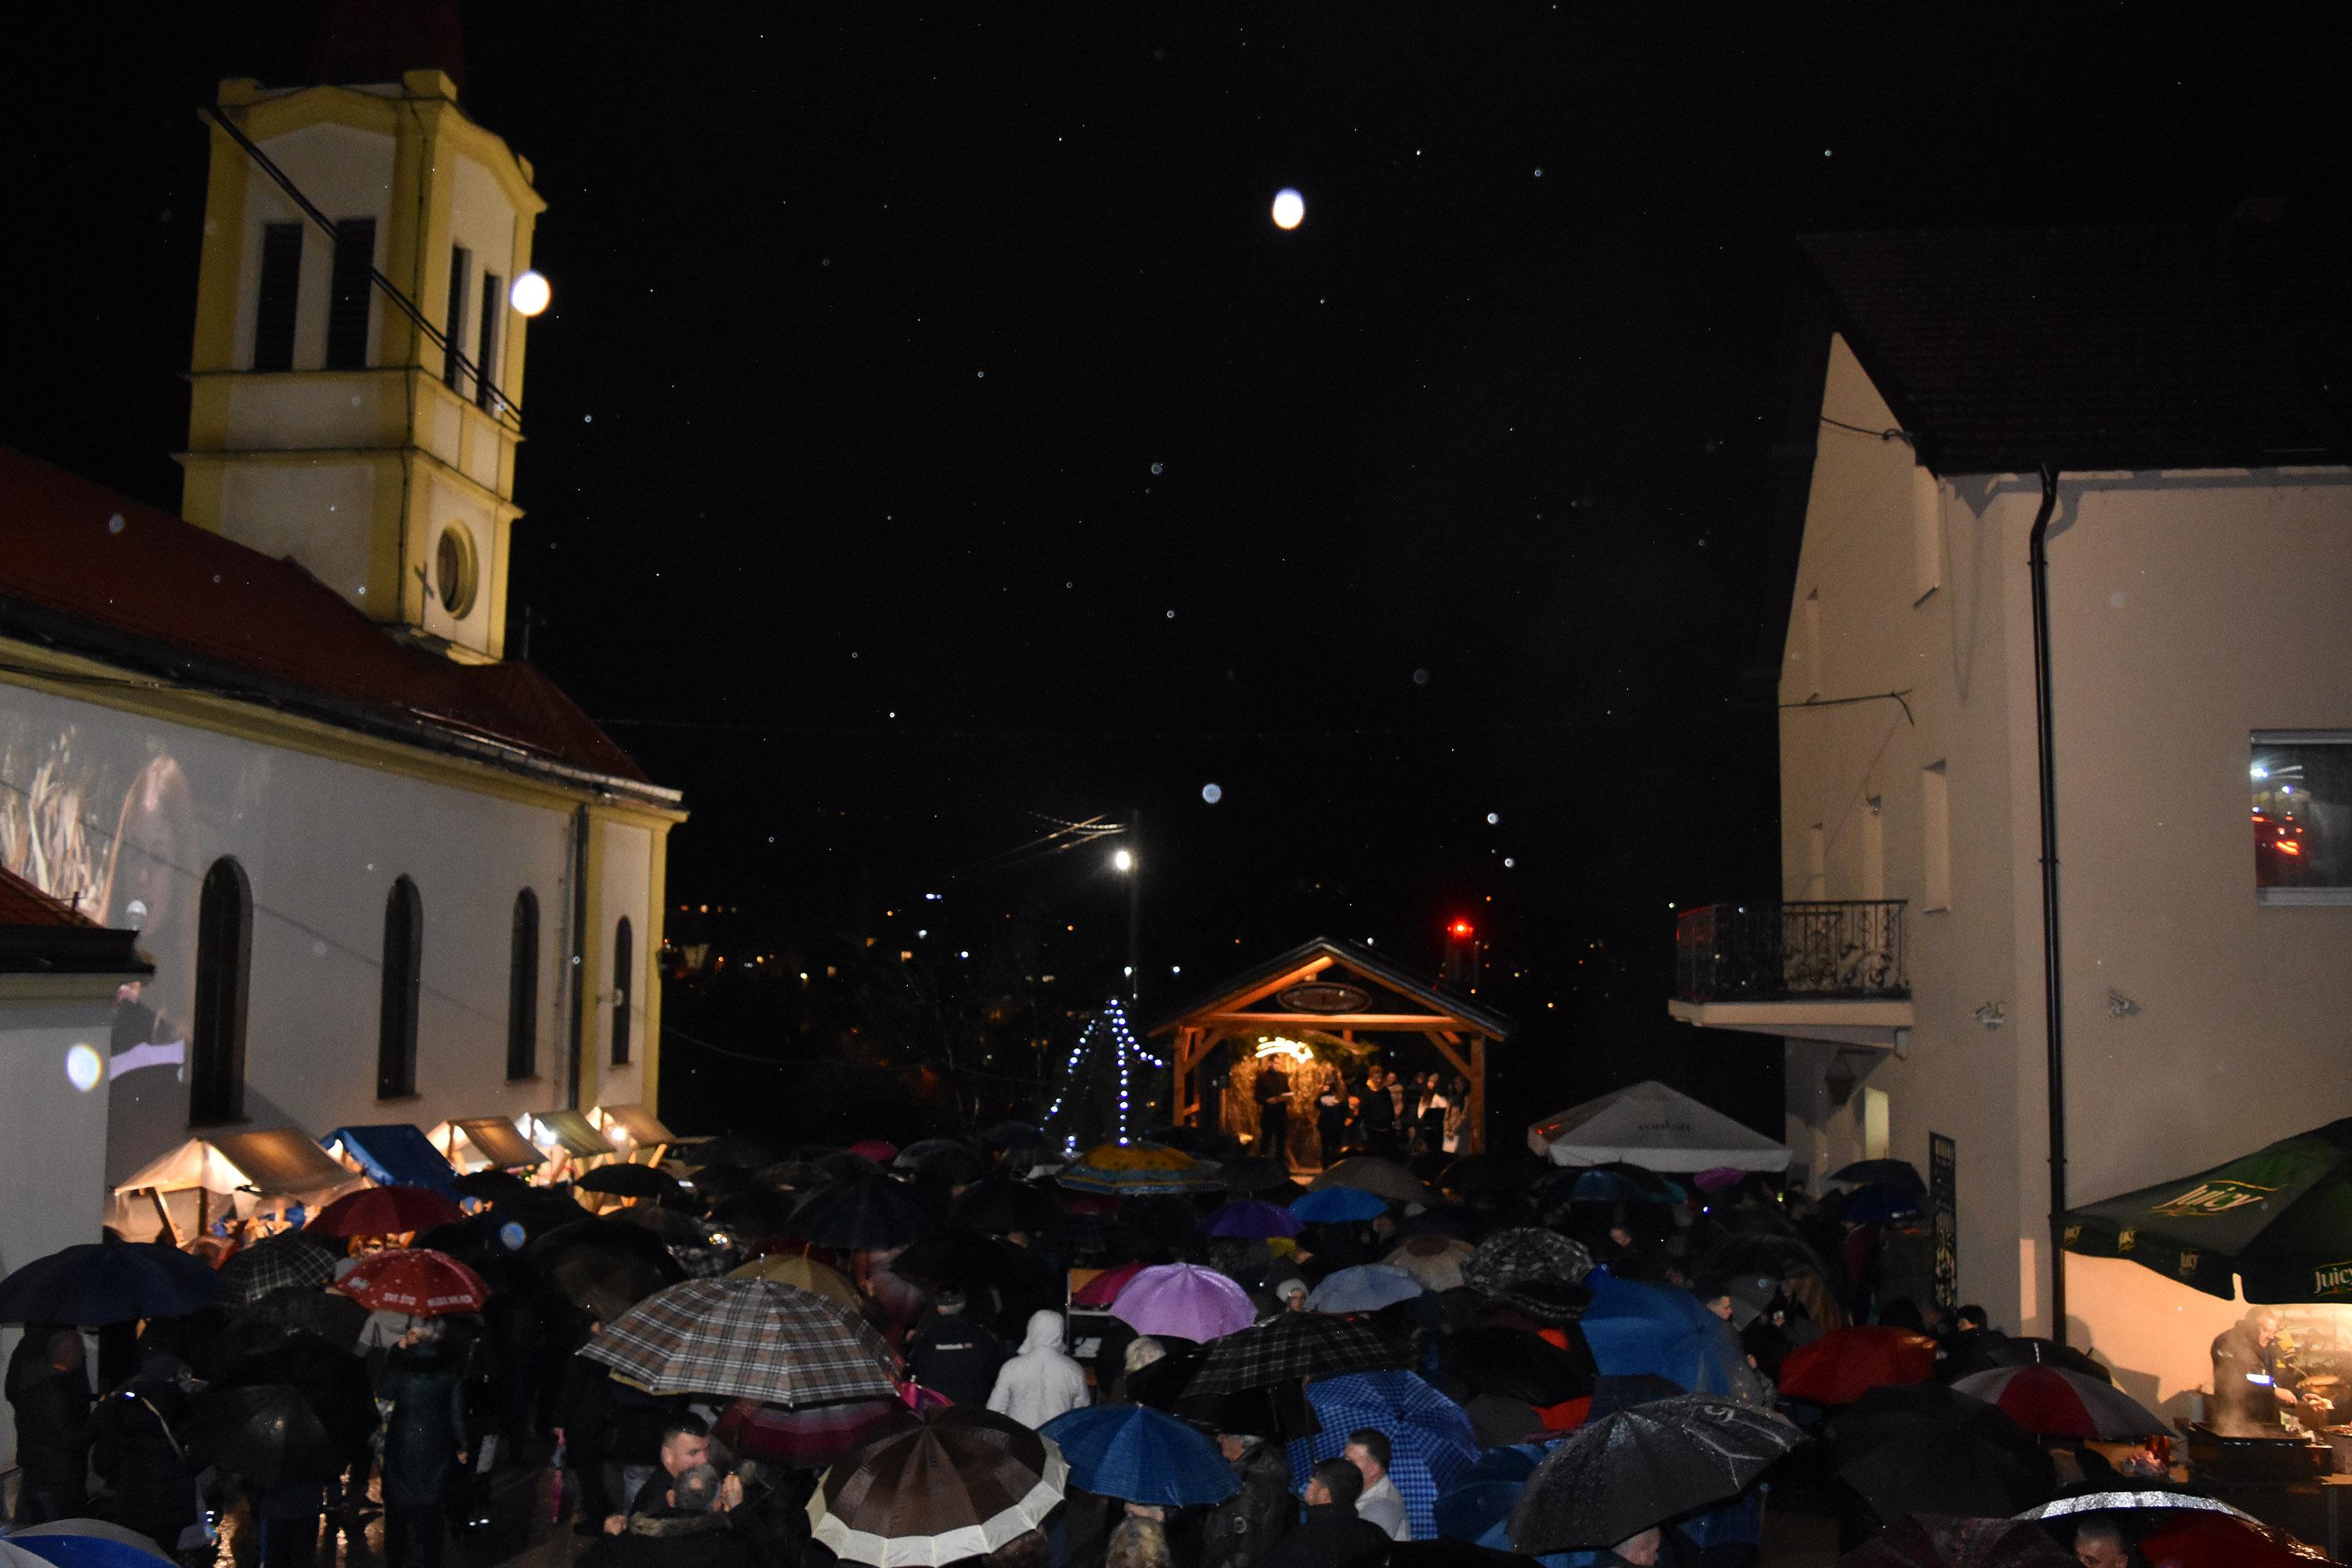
[986,1310,1091,1428]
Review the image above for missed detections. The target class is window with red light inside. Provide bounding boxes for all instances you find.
[2252,734,2352,905]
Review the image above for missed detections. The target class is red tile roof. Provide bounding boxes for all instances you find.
[0,863,99,928]
[0,445,662,793]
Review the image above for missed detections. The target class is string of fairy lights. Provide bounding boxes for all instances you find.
[1040,997,1167,1149]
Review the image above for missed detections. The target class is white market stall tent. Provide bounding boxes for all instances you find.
[1528,1080,1790,1173]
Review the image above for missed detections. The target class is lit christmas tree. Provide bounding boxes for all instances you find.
[1041,999,1167,1149]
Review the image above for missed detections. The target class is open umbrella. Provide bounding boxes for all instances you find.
[680,1135,775,1170]
[236,1284,368,1350]
[1779,1327,1940,1406]
[306,1185,462,1237]
[895,1140,989,1183]
[216,1232,341,1305]
[450,1169,533,1202]
[575,1163,684,1200]
[1579,1269,1758,1399]
[1385,1236,1475,1293]
[728,1251,862,1311]
[793,1177,938,1251]
[1832,1159,1928,1194]
[949,1178,1063,1236]
[1950,1366,2169,1440]
[1069,1261,1145,1308]
[844,1140,900,1165]
[809,1406,1067,1566]
[2135,1508,2325,1568]
[1180,1311,1409,1399]
[1311,1156,1429,1205]
[1831,1383,2056,1523]
[1840,1186,1926,1224]
[586,1276,898,1406]
[1289,1186,1388,1224]
[1201,1200,1302,1240]
[891,1231,1040,1297]
[0,1535,172,1568]
[1436,1154,1526,1201]
[711,1187,800,1241]
[4,1523,169,1566]
[1438,1326,1596,1407]
[1109,1263,1254,1341]
[187,1382,372,1486]
[336,1248,488,1317]
[1041,1404,1237,1507]
[1128,1340,1323,1439]
[1307,1264,1425,1314]
[1938,1334,2112,1385]
[1212,1156,1300,1196]
[528,1218,687,1322]
[606,1205,724,1254]
[1464,1229,1594,1294]
[1289,1371,1478,1541]
[1057,1143,1220,1197]
[1507,1394,1801,1553]
[0,1241,221,1325]
[717,1396,906,1470]
[1838,1515,2071,1567]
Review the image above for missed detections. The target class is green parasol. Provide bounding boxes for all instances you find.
[2062,1118,2352,1303]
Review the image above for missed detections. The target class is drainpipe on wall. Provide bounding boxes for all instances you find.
[2026,463,2068,1344]
[568,804,590,1111]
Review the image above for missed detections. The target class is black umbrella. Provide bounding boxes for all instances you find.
[1128,1342,1320,1439]
[527,1218,686,1323]
[607,1206,724,1253]
[1831,1383,2055,1523]
[980,1122,1050,1152]
[189,1383,372,1486]
[684,1163,759,1203]
[217,1330,377,1455]
[1209,1157,1301,1197]
[951,1178,1064,1236]
[1937,1334,2111,1385]
[1179,1311,1410,1399]
[791,1176,937,1251]
[0,1240,222,1325]
[236,1285,368,1351]
[895,1140,989,1183]
[681,1135,775,1170]
[451,1169,534,1202]
[575,1163,684,1200]
[710,1188,800,1241]
[1439,1326,1596,1407]
[891,1231,1034,1294]
[1508,1395,1803,1553]
[1438,1155,1529,1200]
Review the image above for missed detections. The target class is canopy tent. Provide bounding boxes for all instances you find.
[322,1124,460,1196]
[591,1103,677,1160]
[113,1128,358,1244]
[428,1117,546,1173]
[2063,1116,2352,1303]
[534,1109,618,1158]
[1527,1081,1789,1173]
[1150,936,1513,1155]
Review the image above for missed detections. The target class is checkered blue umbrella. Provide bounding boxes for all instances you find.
[585,1276,900,1406]
[1287,1371,1478,1541]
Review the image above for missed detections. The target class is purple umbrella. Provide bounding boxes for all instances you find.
[1201,1200,1303,1240]
[1109,1263,1256,1342]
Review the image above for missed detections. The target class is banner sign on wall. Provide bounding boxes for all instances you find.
[1929,1132,1958,1309]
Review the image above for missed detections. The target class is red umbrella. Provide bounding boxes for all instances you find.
[1778,1327,1938,1406]
[846,1140,898,1164]
[1071,1261,1145,1308]
[307,1185,463,1238]
[337,1248,490,1316]
[716,1396,903,1468]
[2139,1510,2318,1568]
[1950,1366,2169,1440]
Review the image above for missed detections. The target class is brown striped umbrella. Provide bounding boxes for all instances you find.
[809,1406,1067,1566]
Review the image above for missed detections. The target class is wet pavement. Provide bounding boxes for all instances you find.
[205,1449,579,1568]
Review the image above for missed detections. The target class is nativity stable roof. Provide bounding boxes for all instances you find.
[0,445,671,801]
[1149,935,1514,1039]
[1801,223,2351,477]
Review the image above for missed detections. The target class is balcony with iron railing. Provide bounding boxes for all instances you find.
[1668,900,1913,1045]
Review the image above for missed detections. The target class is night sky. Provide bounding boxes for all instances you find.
[8,5,2343,1141]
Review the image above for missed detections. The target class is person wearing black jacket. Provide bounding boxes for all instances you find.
[93,1353,201,1555]
[12,1330,93,1524]
[554,1344,617,1534]
[1265,1460,1388,1568]
[1356,1069,1396,1157]
[1203,1433,1292,1568]
[903,1290,1008,1408]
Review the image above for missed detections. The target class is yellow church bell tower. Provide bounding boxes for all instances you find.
[180,67,545,663]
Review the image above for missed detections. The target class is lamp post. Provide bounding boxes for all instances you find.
[1112,810,1140,1004]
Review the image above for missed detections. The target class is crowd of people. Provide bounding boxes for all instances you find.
[1,1109,2327,1568]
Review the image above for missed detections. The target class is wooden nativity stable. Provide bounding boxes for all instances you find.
[1150,937,1513,1159]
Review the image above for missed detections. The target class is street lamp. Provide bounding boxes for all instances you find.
[1112,848,1134,873]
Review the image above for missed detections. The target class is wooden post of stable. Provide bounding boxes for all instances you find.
[1469,1034,1489,1154]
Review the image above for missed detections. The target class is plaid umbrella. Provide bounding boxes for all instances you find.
[307,1185,462,1238]
[1109,1263,1255,1341]
[793,1177,938,1251]
[1180,1310,1408,1399]
[336,1249,489,1317]
[1307,1265,1425,1314]
[1287,1371,1477,1540]
[1057,1143,1221,1197]
[586,1276,899,1406]
[811,1407,1067,1566]
[216,1232,341,1305]
[1464,1229,1595,1294]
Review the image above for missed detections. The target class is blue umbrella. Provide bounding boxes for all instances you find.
[1436,1446,1588,1568]
[3,1530,173,1568]
[0,1242,220,1326]
[1040,1404,1238,1507]
[1563,1169,1649,1203]
[1290,1187,1388,1224]
[1202,1200,1304,1240]
[1288,1371,1478,1539]
[1307,1265,1425,1315]
[1578,1269,1754,1399]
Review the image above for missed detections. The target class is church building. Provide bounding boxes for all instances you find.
[0,66,680,1234]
